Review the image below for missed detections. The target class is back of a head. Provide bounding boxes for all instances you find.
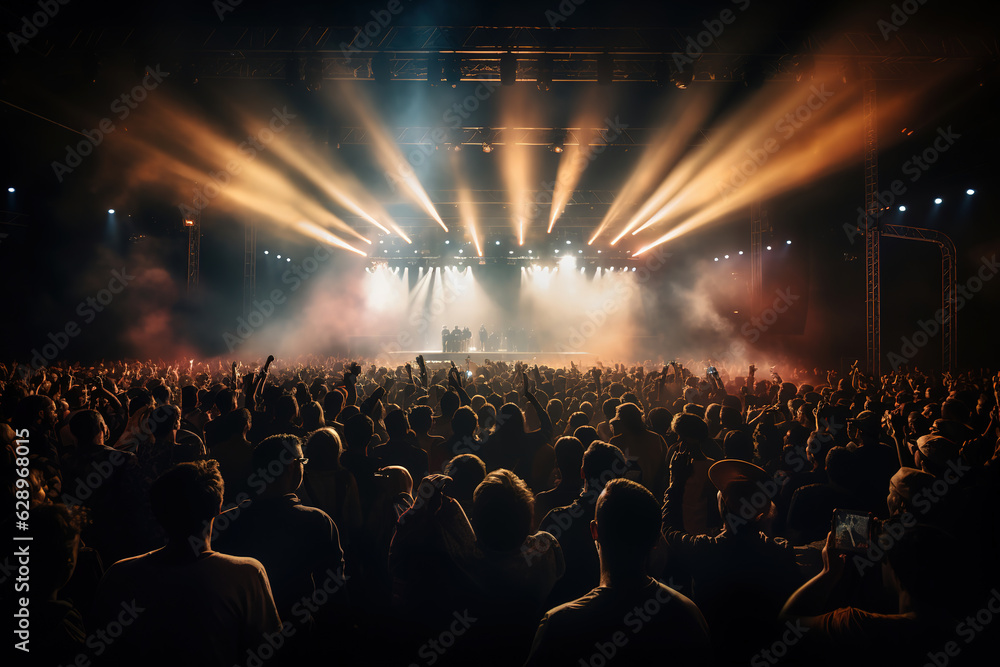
[614,402,644,432]
[941,398,969,423]
[440,390,460,417]
[672,412,709,443]
[181,385,199,413]
[567,411,590,433]
[444,454,487,500]
[146,404,181,439]
[647,407,673,436]
[554,436,585,475]
[323,389,346,421]
[582,441,628,491]
[573,425,599,449]
[214,388,235,414]
[385,409,410,439]
[275,394,299,422]
[602,398,622,421]
[306,428,342,471]
[595,478,661,568]
[472,469,533,551]
[408,405,433,433]
[251,435,302,482]
[152,384,171,406]
[496,403,525,436]
[150,460,224,539]
[719,405,742,430]
[301,401,324,428]
[451,405,478,437]
[69,409,104,445]
[723,430,754,462]
[825,446,858,489]
[343,413,374,450]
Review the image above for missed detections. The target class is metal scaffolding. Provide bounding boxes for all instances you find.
[880,225,957,373]
[186,206,201,294]
[749,201,764,314]
[862,65,880,376]
[243,220,257,320]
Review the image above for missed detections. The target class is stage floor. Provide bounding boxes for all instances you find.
[379,350,597,367]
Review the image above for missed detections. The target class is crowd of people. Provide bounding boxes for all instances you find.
[4,354,1000,666]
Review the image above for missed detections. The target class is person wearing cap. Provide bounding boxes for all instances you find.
[609,402,669,497]
[661,454,800,665]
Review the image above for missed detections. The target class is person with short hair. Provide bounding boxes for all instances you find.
[525,478,710,667]
[92,460,282,666]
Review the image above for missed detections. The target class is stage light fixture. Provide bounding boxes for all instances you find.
[445,240,451,244]
[500,53,517,85]
[508,250,514,254]
[495,240,501,245]
[277,254,282,259]
[631,267,636,272]
[264,250,269,255]
[108,209,115,214]
[596,54,613,85]
[714,257,719,261]
[528,249,533,254]
[286,258,291,262]
[934,198,942,204]
[482,142,494,153]
[566,240,571,245]
[555,249,560,253]
[738,250,744,255]
[183,218,194,226]
[899,205,906,211]
[766,246,772,250]
[724,254,729,259]
[967,189,975,195]
[786,240,792,245]
[7,187,13,193]
[578,249,583,254]
[549,144,564,153]
[459,249,464,254]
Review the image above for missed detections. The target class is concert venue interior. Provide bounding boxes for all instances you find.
[2,1,999,666]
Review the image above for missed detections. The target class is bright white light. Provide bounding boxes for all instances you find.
[7,187,13,193]
[264,250,269,255]
[555,249,560,254]
[508,250,514,255]
[966,189,975,195]
[578,249,583,254]
[495,240,501,245]
[766,245,772,250]
[379,240,384,244]
[714,257,719,261]
[559,255,577,271]
[108,209,115,214]
[724,254,729,259]
[528,250,533,254]
[276,254,282,259]
[631,267,636,272]
[459,249,464,254]
[597,250,602,254]
[566,240,571,245]
[786,240,792,245]
[445,240,451,244]
[899,205,906,212]
[934,198,942,204]
[286,258,291,262]
[738,250,744,255]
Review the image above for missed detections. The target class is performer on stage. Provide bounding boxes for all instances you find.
[479,324,488,351]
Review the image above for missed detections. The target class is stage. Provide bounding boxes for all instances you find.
[374,350,598,368]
